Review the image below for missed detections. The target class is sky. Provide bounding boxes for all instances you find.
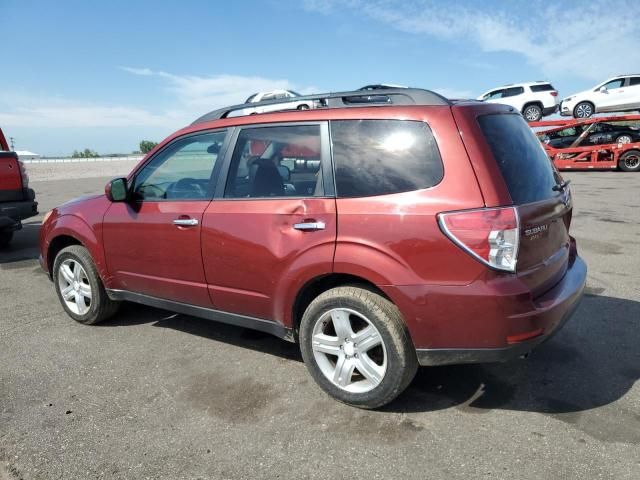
[1,0,639,156]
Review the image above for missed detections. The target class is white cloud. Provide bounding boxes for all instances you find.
[304,0,640,81]
[0,71,319,130]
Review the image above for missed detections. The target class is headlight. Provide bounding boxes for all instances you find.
[563,96,574,102]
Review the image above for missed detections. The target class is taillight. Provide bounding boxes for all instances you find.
[18,160,29,188]
[550,91,558,97]
[438,207,520,272]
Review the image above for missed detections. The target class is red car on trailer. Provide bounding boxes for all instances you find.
[531,115,640,172]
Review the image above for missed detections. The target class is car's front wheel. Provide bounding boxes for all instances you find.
[297,104,310,110]
[523,104,542,122]
[53,245,120,324]
[299,286,418,409]
[573,102,594,118]
[616,134,633,144]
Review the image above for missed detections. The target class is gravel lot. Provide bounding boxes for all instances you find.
[1,166,639,479]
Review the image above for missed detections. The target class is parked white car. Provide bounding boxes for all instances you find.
[560,75,640,118]
[235,90,314,116]
[478,81,560,122]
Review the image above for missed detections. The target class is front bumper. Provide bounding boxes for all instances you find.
[415,256,587,366]
[559,101,574,116]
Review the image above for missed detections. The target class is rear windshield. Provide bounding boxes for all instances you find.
[530,84,555,92]
[478,114,559,204]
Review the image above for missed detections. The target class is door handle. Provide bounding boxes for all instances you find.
[173,218,199,227]
[293,221,325,231]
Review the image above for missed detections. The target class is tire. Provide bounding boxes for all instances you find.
[618,150,640,172]
[0,231,13,248]
[299,286,418,409]
[297,104,310,110]
[53,245,120,325]
[615,134,633,145]
[522,104,542,122]
[573,102,594,118]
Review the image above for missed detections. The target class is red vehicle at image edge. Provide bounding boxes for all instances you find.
[38,89,587,408]
[0,127,38,247]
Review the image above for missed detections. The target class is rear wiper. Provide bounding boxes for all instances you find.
[552,179,571,192]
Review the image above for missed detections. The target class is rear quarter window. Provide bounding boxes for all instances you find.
[530,84,555,92]
[478,114,559,204]
[330,119,443,198]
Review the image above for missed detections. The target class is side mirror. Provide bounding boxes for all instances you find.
[599,86,608,93]
[105,177,128,202]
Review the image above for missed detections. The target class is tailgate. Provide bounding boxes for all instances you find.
[454,105,572,297]
[0,151,25,202]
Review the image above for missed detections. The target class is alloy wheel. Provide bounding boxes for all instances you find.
[57,259,92,315]
[617,135,632,144]
[311,308,387,393]
[575,103,593,118]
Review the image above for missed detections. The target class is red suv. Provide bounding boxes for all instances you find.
[39,89,586,408]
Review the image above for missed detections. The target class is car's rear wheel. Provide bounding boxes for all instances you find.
[616,134,633,145]
[297,104,310,110]
[0,231,13,248]
[53,245,120,324]
[523,104,542,122]
[619,150,640,172]
[299,286,417,409]
[573,102,594,118]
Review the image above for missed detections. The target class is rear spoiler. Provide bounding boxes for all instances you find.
[0,128,8,151]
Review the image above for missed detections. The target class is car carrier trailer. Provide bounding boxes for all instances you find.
[530,115,640,172]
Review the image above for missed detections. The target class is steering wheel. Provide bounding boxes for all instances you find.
[167,178,207,199]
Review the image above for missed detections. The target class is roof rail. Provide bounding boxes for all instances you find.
[192,88,451,124]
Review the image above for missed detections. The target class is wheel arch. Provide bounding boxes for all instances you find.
[522,100,543,112]
[291,273,391,338]
[44,214,110,286]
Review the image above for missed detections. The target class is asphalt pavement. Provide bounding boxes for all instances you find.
[1,169,639,479]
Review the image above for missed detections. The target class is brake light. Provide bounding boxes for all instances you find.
[550,91,558,96]
[438,207,520,272]
[18,160,29,188]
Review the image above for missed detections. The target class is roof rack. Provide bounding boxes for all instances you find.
[192,88,451,124]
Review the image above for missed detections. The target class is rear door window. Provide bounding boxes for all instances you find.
[330,120,443,198]
[503,87,525,97]
[478,114,559,204]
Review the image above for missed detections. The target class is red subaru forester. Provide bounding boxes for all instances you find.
[39,89,586,408]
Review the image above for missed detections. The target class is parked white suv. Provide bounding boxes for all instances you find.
[478,82,560,122]
[560,75,640,118]
[236,90,314,116]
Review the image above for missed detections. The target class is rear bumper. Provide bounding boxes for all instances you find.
[542,105,559,117]
[0,191,38,230]
[414,256,587,366]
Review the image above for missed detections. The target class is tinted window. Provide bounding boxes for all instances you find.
[331,120,443,198]
[478,114,559,204]
[503,87,525,97]
[485,90,504,100]
[133,131,226,201]
[225,125,323,198]
[630,77,640,86]
[602,79,623,90]
[530,84,555,92]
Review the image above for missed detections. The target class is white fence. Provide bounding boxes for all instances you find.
[22,155,144,164]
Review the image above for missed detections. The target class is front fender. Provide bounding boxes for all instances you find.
[43,214,111,287]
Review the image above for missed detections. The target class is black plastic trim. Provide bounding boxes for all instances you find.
[106,289,295,342]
